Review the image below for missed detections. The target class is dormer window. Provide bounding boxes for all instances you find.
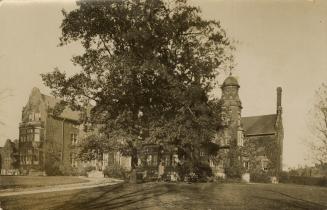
[28,112,41,122]
[28,113,33,121]
[35,112,41,121]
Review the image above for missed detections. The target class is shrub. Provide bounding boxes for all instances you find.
[177,161,213,182]
[225,163,244,179]
[103,163,129,180]
[279,171,290,181]
[84,165,96,173]
[59,165,73,176]
[45,160,62,176]
[250,171,271,183]
[280,176,327,187]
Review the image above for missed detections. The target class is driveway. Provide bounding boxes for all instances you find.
[0,177,123,197]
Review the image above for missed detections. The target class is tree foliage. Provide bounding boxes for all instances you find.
[41,0,234,166]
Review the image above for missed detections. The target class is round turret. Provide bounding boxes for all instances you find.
[222,76,240,88]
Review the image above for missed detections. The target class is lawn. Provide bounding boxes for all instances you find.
[1,182,327,210]
[0,176,88,190]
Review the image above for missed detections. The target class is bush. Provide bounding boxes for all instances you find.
[225,164,244,179]
[250,171,271,183]
[280,175,327,187]
[84,165,96,173]
[177,161,213,182]
[45,160,62,176]
[279,171,290,181]
[56,165,96,176]
[103,163,129,180]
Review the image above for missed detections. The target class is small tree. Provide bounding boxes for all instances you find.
[307,83,327,164]
[43,140,63,175]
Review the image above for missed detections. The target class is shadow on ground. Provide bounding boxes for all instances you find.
[2,182,327,210]
[51,182,173,210]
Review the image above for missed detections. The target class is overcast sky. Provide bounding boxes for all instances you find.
[0,0,326,169]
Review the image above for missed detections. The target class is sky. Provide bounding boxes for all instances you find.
[0,0,327,169]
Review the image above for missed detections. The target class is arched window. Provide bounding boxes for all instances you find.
[237,130,244,146]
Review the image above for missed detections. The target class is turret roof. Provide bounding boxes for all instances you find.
[222,76,239,87]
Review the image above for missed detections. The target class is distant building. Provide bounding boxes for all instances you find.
[0,139,19,175]
[19,87,82,175]
[19,87,128,176]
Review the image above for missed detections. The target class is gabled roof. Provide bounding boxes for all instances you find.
[40,94,81,121]
[241,114,276,136]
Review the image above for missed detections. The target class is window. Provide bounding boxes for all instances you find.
[172,154,179,166]
[20,135,25,142]
[34,130,40,142]
[209,159,214,167]
[71,133,78,145]
[71,153,78,167]
[261,160,269,171]
[20,156,23,165]
[200,151,206,157]
[35,112,41,121]
[26,155,31,165]
[243,161,249,170]
[29,134,34,142]
[223,131,230,146]
[152,155,158,166]
[33,152,39,165]
[237,130,244,146]
[28,113,33,121]
[146,155,152,166]
[164,155,170,166]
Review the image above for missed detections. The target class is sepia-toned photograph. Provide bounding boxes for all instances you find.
[0,0,326,209]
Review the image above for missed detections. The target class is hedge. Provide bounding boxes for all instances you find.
[280,176,327,187]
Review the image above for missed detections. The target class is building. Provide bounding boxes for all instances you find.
[210,75,283,178]
[19,87,82,175]
[20,76,283,179]
[0,139,19,175]
[135,75,284,180]
[241,87,283,174]
[19,87,127,176]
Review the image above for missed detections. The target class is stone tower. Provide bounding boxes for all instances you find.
[220,76,242,147]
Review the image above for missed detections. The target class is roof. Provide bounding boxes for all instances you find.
[222,76,239,87]
[241,114,277,136]
[41,93,81,122]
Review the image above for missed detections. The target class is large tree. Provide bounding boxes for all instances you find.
[307,83,327,164]
[42,0,234,168]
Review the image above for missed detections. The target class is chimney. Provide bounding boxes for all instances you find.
[277,87,282,113]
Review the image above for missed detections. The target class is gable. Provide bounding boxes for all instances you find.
[241,114,276,136]
[41,94,81,121]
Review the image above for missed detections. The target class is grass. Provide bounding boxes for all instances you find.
[0,176,88,190]
[1,182,327,210]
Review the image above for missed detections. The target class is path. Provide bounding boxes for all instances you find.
[0,177,123,197]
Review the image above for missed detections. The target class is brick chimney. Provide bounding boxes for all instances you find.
[277,87,282,114]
